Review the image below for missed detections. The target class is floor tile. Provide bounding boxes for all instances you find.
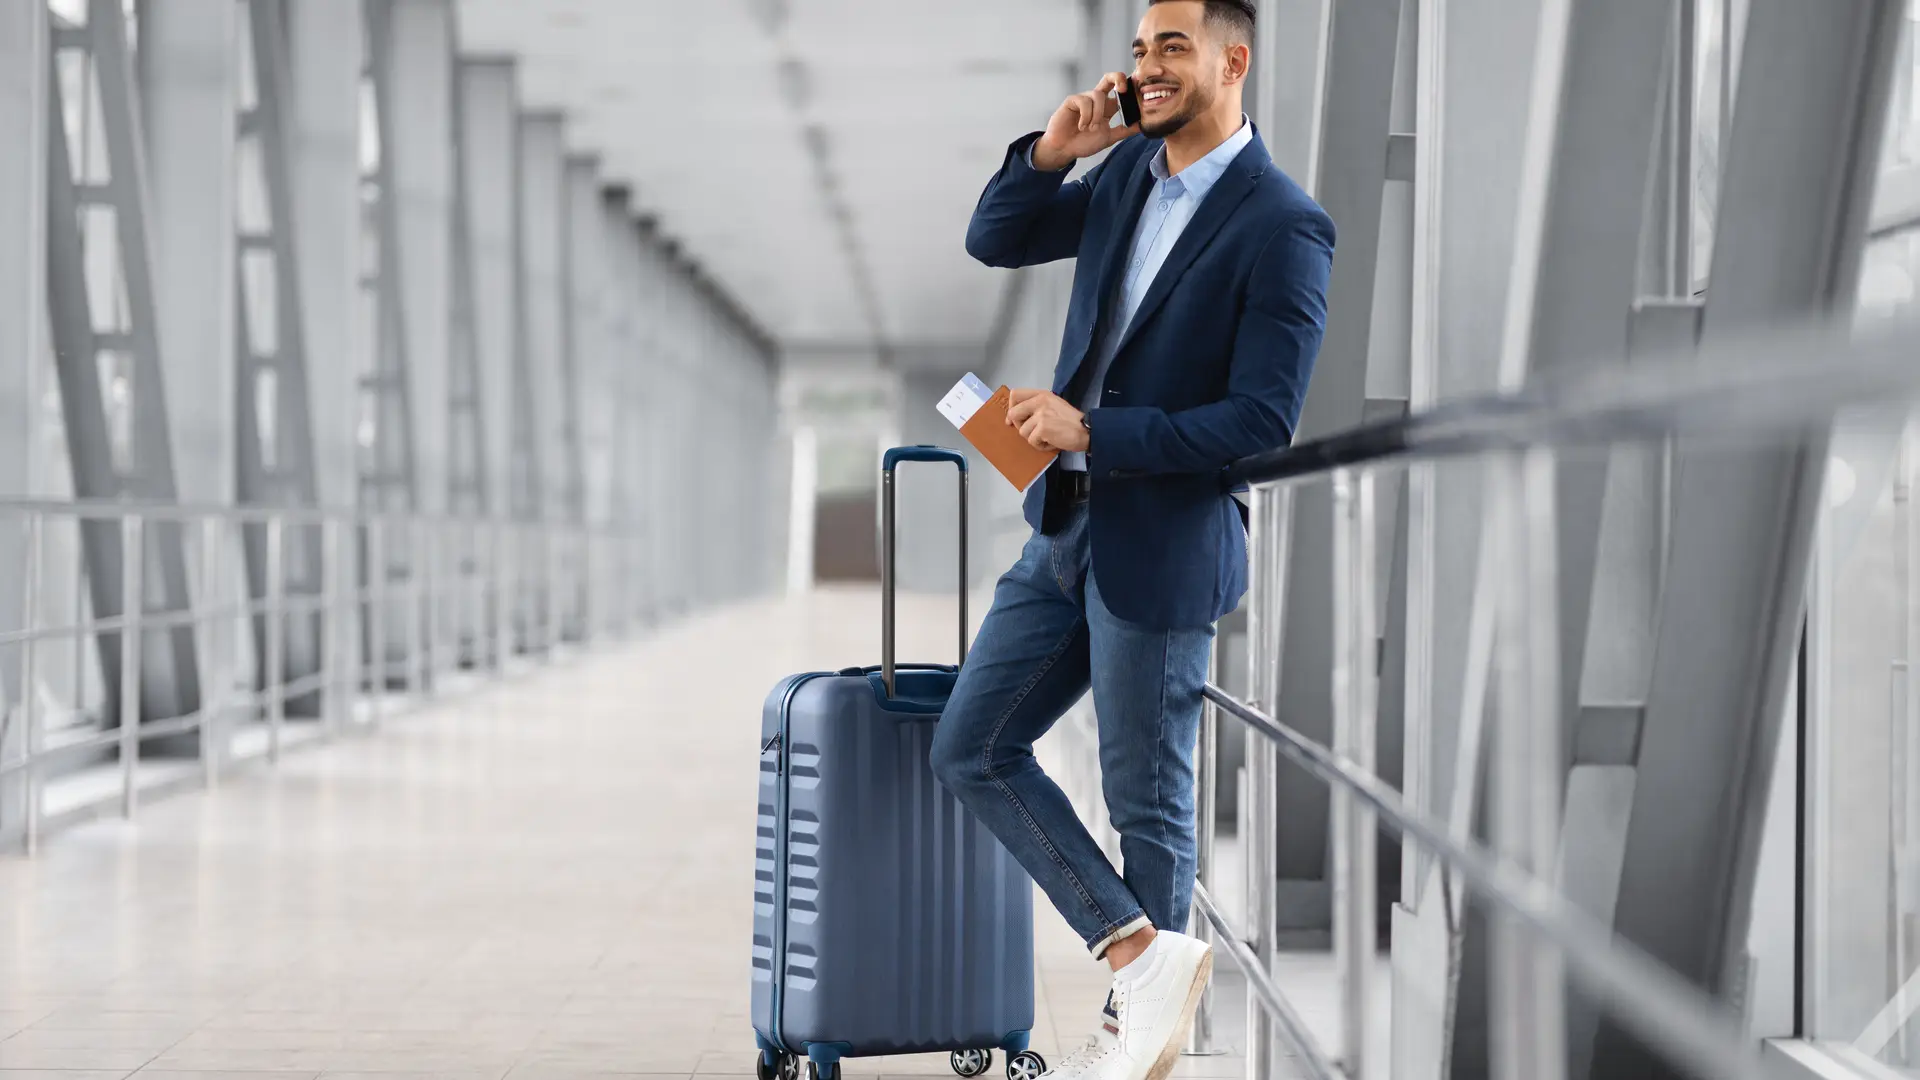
[0,1071,139,1080]
[136,1072,322,1080]
[0,1034,187,1054]
[0,1051,162,1072]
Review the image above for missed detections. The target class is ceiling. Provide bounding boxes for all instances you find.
[454,0,1086,363]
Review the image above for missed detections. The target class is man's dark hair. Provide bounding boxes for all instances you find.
[1147,0,1256,45]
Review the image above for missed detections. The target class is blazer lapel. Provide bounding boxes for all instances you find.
[1054,151,1158,396]
[1109,135,1272,360]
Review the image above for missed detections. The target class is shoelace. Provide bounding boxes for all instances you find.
[1050,985,1129,1076]
[1051,1035,1110,1076]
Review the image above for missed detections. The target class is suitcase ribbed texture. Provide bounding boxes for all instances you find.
[751,669,1034,1059]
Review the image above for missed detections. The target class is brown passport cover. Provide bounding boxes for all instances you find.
[959,386,1058,492]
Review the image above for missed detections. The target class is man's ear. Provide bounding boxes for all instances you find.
[1224,42,1250,85]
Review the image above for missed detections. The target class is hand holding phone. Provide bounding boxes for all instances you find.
[1032,71,1144,172]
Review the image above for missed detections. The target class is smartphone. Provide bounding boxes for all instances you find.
[1117,76,1142,128]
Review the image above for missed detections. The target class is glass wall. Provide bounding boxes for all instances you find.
[1808,3,1920,1068]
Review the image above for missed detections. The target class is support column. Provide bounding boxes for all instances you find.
[1258,0,1409,939]
[569,156,612,527]
[1394,2,1549,1077]
[141,0,244,733]
[1589,2,1907,1077]
[287,0,364,697]
[288,0,363,511]
[518,110,570,527]
[386,0,456,517]
[47,0,204,724]
[0,0,49,840]
[459,58,522,523]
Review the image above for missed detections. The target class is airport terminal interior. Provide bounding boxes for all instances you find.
[2,1,1920,1079]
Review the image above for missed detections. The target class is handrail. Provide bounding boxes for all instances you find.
[1224,311,1920,488]
[0,496,629,532]
[1192,882,1342,1080]
[1200,684,1765,1080]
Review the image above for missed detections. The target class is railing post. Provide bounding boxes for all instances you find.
[1488,449,1567,1080]
[1244,485,1279,1080]
[410,519,428,696]
[199,516,221,786]
[119,513,144,819]
[492,520,508,674]
[580,528,593,645]
[21,512,45,854]
[1186,619,1230,1057]
[1331,469,1379,1078]
[266,515,286,765]
[321,516,343,739]
[71,523,86,729]
[368,518,387,726]
[547,524,561,656]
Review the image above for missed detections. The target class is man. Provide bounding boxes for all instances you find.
[931,2,1334,1078]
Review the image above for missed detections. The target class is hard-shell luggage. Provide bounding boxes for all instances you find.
[752,446,1046,1080]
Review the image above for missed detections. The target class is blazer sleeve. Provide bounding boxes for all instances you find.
[964,132,1112,269]
[1086,208,1336,476]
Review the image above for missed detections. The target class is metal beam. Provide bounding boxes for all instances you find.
[46,0,204,725]
[140,0,249,731]
[285,0,364,515]
[0,0,49,822]
[383,0,456,517]
[518,110,570,527]
[1262,0,1408,941]
[361,0,420,514]
[1590,2,1909,1077]
[457,57,522,523]
[228,0,328,715]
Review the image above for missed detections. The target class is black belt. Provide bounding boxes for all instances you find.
[1057,470,1092,504]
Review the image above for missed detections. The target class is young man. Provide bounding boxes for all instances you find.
[932,2,1334,1078]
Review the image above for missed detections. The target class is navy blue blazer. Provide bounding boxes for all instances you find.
[965,128,1335,630]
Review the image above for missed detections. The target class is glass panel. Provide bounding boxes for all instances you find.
[1812,223,1920,1068]
[242,247,278,357]
[46,0,86,27]
[1884,3,1918,171]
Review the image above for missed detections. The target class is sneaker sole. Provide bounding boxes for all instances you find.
[1142,946,1214,1080]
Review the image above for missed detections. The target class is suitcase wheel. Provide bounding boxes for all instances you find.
[756,1053,799,1080]
[1006,1050,1046,1080]
[808,1062,840,1080]
[950,1050,992,1077]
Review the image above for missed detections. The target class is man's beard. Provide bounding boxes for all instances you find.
[1140,82,1214,139]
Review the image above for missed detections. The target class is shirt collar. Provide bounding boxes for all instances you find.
[1147,113,1253,199]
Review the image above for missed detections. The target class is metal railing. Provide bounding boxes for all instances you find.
[0,498,652,854]
[1176,312,1920,1080]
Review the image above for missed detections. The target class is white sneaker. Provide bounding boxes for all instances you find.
[1038,992,1124,1080]
[1105,931,1214,1080]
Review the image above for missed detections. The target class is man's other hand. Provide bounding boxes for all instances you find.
[1006,389,1089,454]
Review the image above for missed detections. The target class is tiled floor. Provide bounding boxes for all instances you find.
[0,588,1311,1080]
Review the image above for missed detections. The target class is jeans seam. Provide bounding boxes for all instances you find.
[1153,627,1175,932]
[982,620,1105,920]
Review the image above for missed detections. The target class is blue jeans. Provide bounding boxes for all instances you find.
[930,505,1214,958]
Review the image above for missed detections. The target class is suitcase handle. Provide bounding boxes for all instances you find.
[881,445,969,697]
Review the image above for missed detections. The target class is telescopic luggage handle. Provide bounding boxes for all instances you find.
[880,446,969,696]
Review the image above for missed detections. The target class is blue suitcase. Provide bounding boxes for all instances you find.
[753,447,1045,1080]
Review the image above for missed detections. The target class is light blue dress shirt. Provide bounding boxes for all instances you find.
[1044,117,1254,471]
